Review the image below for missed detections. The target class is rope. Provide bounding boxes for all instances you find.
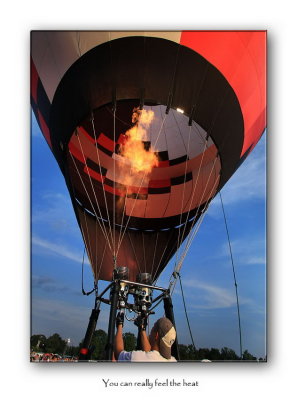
[176,167,220,273]
[172,61,210,259]
[174,124,193,266]
[82,209,95,276]
[177,272,197,351]
[174,138,209,266]
[96,239,108,280]
[113,108,116,263]
[166,60,226,287]
[152,233,174,283]
[127,232,142,275]
[154,156,219,286]
[142,231,147,273]
[108,33,117,265]
[174,155,219,276]
[81,246,96,296]
[219,191,243,359]
[115,170,149,258]
[168,172,219,295]
[90,113,114,250]
[70,139,113,252]
[151,231,159,276]
[169,200,208,295]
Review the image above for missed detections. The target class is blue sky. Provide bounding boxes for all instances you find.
[31,112,266,358]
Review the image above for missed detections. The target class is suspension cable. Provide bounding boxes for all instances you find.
[81,246,96,296]
[173,159,220,282]
[174,139,209,267]
[219,191,243,359]
[169,197,210,296]
[90,112,114,248]
[69,145,113,252]
[177,272,197,351]
[113,107,116,263]
[115,170,148,257]
[174,124,193,267]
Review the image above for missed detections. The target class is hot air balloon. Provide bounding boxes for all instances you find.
[31,31,266,360]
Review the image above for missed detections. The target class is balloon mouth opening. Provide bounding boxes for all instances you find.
[66,98,221,236]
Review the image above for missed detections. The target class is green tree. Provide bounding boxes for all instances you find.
[220,347,240,360]
[242,349,257,360]
[30,334,47,351]
[197,347,210,360]
[123,332,137,351]
[209,348,221,361]
[88,329,108,360]
[178,344,189,360]
[45,333,67,354]
[186,344,198,360]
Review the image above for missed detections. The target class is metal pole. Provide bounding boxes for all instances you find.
[163,294,180,360]
[105,282,120,360]
[78,307,100,361]
[120,279,166,292]
[136,328,142,350]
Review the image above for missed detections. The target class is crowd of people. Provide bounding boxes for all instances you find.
[30,352,78,362]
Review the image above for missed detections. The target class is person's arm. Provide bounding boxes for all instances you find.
[114,324,124,360]
[140,329,151,352]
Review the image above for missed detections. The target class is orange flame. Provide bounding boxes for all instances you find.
[115,108,158,214]
[119,108,158,174]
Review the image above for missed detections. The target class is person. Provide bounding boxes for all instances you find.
[114,314,177,362]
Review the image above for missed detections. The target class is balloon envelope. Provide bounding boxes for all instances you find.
[31,31,266,282]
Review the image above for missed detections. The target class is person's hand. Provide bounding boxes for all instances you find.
[116,312,124,327]
[134,315,147,330]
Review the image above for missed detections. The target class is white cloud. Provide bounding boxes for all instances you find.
[42,192,69,201]
[178,279,253,310]
[245,256,266,265]
[32,297,99,325]
[32,192,79,234]
[31,297,109,345]
[220,237,266,267]
[32,236,90,265]
[32,274,81,295]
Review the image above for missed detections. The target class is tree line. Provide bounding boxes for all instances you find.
[30,331,265,361]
